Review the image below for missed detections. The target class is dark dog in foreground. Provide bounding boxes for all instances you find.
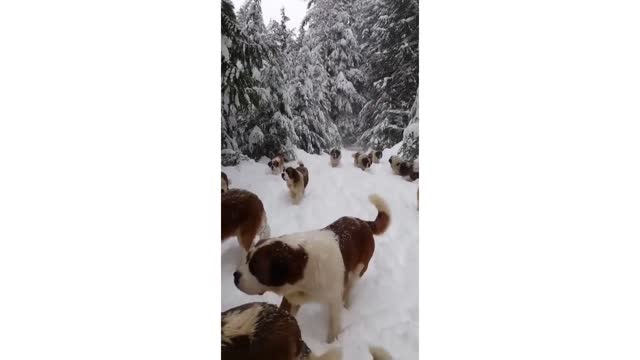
[222,302,392,360]
[222,302,341,360]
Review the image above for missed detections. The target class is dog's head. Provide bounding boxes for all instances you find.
[281,167,300,183]
[234,240,308,295]
[374,150,383,160]
[389,155,404,172]
[221,172,229,193]
[330,148,341,159]
[268,156,284,173]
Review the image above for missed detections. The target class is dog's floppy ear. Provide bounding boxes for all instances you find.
[269,257,289,287]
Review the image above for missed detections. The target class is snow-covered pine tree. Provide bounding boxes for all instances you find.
[287,42,341,154]
[399,91,418,161]
[221,0,267,165]
[302,0,366,145]
[354,0,419,150]
[233,0,299,161]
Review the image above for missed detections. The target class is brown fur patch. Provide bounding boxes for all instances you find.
[282,167,300,183]
[296,163,309,188]
[248,241,309,287]
[222,302,309,360]
[222,189,266,251]
[367,210,390,235]
[326,217,375,280]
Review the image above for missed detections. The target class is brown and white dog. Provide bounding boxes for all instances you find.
[281,162,309,204]
[222,302,341,360]
[368,150,383,164]
[222,189,271,251]
[329,148,341,168]
[222,172,230,193]
[352,152,372,171]
[389,155,419,181]
[268,155,286,175]
[234,194,391,343]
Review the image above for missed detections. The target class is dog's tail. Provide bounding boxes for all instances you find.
[308,347,341,360]
[369,345,393,360]
[367,194,390,235]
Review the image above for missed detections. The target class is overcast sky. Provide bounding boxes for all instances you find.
[231,0,308,31]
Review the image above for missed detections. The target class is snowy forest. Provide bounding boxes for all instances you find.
[221,0,418,166]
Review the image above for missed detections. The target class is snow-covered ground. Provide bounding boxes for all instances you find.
[222,144,419,359]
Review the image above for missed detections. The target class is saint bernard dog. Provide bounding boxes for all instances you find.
[222,189,271,251]
[352,151,372,170]
[389,155,419,181]
[221,302,341,360]
[329,148,341,167]
[222,172,229,193]
[233,194,391,343]
[368,150,383,164]
[282,162,309,204]
[268,155,286,175]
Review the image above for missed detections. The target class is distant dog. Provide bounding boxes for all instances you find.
[234,194,390,342]
[222,172,229,193]
[352,152,372,170]
[222,302,341,360]
[222,189,270,251]
[268,155,286,175]
[329,148,341,167]
[368,150,383,164]
[389,156,418,181]
[282,162,309,204]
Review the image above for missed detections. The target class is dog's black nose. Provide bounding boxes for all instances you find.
[233,271,241,286]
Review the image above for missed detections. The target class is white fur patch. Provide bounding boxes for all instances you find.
[236,230,346,304]
[221,304,263,345]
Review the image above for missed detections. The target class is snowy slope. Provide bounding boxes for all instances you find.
[222,144,419,359]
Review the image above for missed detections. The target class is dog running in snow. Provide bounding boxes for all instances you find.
[368,150,383,164]
[234,194,391,343]
[221,302,341,360]
[389,155,419,181]
[282,162,309,204]
[329,148,341,167]
[352,151,372,170]
[268,155,286,175]
[222,172,229,193]
[222,189,270,251]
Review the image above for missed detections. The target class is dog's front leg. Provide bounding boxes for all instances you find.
[279,296,301,316]
[327,301,342,343]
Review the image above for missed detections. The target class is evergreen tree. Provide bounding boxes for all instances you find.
[355,0,419,149]
[303,0,365,144]
[234,0,298,161]
[399,92,419,161]
[221,0,267,164]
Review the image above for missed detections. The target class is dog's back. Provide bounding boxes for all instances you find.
[222,302,341,360]
[222,189,269,250]
[297,162,309,188]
